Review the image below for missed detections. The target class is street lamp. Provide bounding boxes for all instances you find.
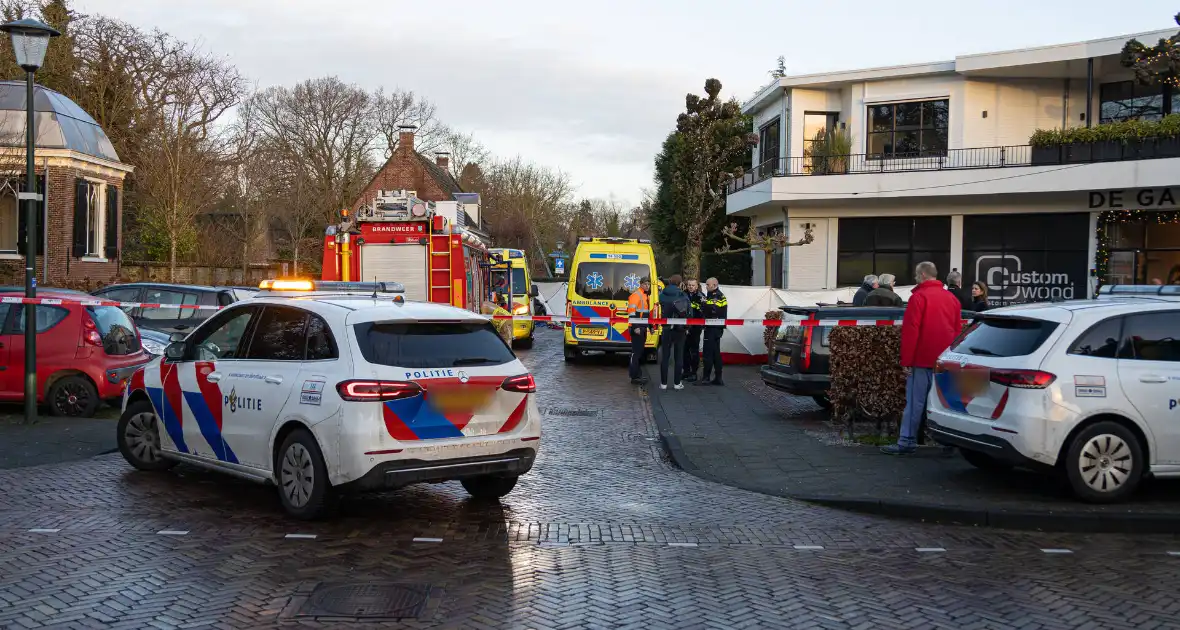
[0,18,60,424]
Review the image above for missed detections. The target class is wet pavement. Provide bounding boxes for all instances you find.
[1,327,1180,628]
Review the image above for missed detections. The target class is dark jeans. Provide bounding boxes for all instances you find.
[702,331,723,383]
[628,326,648,380]
[659,327,686,386]
[683,327,702,377]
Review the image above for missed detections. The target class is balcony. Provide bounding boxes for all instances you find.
[727,141,1180,195]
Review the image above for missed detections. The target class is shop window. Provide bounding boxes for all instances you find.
[867,99,948,159]
[1103,215,1180,286]
[1100,81,1169,123]
[964,213,1090,306]
[836,217,950,286]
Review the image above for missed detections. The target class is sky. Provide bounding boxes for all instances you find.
[77,0,1176,207]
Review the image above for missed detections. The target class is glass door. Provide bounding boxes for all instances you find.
[802,112,839,173]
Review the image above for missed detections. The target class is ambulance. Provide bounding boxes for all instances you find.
[563,237,660,363]
[489,248,538,349]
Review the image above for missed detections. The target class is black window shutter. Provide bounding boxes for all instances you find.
[72,178,88,258]
[104,185,118,260]
[17,176,46,256]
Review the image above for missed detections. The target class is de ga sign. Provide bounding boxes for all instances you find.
[1089,187,1178,209]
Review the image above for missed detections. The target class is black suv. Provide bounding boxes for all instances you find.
[761,305,976,408]
[91,283,258,335]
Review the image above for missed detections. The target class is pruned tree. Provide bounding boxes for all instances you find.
[444,129,490,178]
[271,162,322,274]
[1122,14,1180,92]
[660,79,757,279]
[214,92,279,276]
[371,87,449,156]
[716,221,814,284]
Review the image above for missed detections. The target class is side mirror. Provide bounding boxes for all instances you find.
[169,332,187,343]
[530,285,539,297]
[164,342,186,361]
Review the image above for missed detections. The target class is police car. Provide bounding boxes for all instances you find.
[927,284,1180,503]
[115,280,540,519]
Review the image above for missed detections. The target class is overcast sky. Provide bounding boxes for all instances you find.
[78,0,1175,206]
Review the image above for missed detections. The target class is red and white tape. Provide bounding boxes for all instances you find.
[0,296,222,310]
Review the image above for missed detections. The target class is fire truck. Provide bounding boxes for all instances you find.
[320,190,495,312]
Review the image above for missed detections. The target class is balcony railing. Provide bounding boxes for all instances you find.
[728,145,1037,194]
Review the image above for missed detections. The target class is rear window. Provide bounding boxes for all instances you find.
[949,317,1059,358]
[88,306,142,355]
[353,321,516,369]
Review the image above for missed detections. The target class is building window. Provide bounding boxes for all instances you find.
[85,182,104,256]
[802,112,839,173]
[836,217,950,287]
[1104,216,1180,285]
[73,178,117,260]
[0,186,16,252]
[867,99,948,159]
[1099,81,1169,123]
[963,213,1090,307]
[758,117,780,177]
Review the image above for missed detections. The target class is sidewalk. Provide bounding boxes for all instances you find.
[0,409,118,469]
[645,363,1180,533]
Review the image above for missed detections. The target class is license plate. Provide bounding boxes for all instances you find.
[775,353,792,367]
[956,368,990,396]
[578,326,607,340]
[427,386,493,413]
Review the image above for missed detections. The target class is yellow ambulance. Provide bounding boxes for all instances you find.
[489,248,537,348]
[563,237,660,362]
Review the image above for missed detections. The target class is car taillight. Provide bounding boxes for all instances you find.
[801,326,814,370]
[82,315,103,347]
[989,369,1056,389]
[336,380,422,401]
[501,373,536,393]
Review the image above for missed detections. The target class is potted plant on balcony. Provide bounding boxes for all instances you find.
[810,127,853,175]
[1029,114,1180,165]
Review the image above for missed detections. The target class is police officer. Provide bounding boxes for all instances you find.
[627,276,653,384]
[682,278,704,382]
[698,277,727,386]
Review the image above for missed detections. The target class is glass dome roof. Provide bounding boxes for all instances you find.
[0,81,120,162]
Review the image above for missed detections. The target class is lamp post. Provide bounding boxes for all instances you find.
[0,18,60,424]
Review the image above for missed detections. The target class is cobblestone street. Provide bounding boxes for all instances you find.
[2,328,1180,629]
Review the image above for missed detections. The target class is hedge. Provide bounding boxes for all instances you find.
[828,326,906,438]
[1029,114,1180,147]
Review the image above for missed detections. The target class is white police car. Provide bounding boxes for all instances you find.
[116,280,540,519]
[927,284,1180,503]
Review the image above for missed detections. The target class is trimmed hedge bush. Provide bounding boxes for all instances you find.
[1030,114,1180,147]
[828,326,906,437]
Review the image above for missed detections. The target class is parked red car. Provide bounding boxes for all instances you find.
[0,290,150,417]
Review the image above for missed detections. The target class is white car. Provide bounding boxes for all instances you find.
[927,284,1180,503]
[115,280,541,519]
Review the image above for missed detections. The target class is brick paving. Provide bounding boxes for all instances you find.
[647,362,1180,530]
[0,327,1179,628]
[0,413,117,469]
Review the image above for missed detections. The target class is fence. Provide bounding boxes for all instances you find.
[119,262,281,287]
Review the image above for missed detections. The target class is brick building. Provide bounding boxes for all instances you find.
[353,125,463,211]
[0,81,132,288]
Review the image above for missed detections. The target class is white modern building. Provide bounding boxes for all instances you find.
[729,28,1180,304]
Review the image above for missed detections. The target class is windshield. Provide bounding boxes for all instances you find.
[87,305,142,355]
[490,268,528,295]
[573,262,649,301]
[950,317,1059,358]
[353,321,516,369]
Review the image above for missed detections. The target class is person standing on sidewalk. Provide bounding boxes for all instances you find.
[657,274,689,390]
[864,273,903,306]
[698,277,728,386]
[852,275,878,306]
[882,261,962,455]
[946,269,972,311]
[682,278,705,383]
[627,276,653,385]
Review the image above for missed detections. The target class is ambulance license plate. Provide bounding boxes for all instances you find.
[578,326,607,340]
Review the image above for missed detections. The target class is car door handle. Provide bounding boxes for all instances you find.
[206,372,223,383]
[265,375,283,385]
[1139,375,1169,384]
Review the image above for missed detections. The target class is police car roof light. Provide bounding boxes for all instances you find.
[258,279,407,294]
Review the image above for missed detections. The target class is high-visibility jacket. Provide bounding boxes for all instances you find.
[627,288,651,317]
[702,289,728,334]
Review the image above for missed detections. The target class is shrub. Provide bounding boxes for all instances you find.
[1029,114,1180,146]
[762,310,782,353]
[828,326,906,437]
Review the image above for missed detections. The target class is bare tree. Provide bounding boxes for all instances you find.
[480,156,574,269]
[272,163,323,274]
[443,129,491,179]
[212,93,280,276]
[253,77,377,225]
[371,87,449,157]
[134,43,246,279]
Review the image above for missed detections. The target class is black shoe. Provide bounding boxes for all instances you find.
[683,374,697,382]
[711,380,724,386]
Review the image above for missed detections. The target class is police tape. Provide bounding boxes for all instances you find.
[490,315,906,327]
[0,296,222,310]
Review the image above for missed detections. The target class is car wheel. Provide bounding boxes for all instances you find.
[1064,421,1144,503]
[461,475,518,500]
[117,400,177,471]
[563,346,580,362]
[960,448,1013,472]
[47,375,99,417]
[276,428,336,520]
[515,337,534,350]
[811,394,832,410]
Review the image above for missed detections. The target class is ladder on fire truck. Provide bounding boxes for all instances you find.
[430,228,459,307]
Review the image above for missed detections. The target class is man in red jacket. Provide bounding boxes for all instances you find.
[882,261,963,455]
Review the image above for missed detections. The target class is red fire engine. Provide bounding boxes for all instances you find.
[321,190,493,312]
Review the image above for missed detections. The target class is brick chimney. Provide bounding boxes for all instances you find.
[435,151,450,172]
[397,124,417,151]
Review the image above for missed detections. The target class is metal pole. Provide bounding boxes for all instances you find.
[22,70,36,424]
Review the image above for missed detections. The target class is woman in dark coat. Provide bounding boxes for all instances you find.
[970,281,989,312]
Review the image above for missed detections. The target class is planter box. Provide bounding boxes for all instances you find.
[1033,138,1180,165]
[1031,145,1061,165]
[1149,137,1180,159]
